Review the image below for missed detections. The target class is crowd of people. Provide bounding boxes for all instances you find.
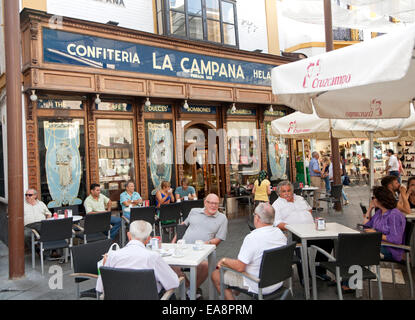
[22,154,412,300]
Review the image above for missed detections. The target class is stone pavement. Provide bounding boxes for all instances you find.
[0,185,413,300]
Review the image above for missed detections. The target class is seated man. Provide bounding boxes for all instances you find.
[211,203,287,300]
[24,188,52,248]
[272,180,333,282]
[175,178,197,201]
[381,175,410,215]
[96,220,179,298]
[173,193,228,298]
[120,181,143,220]
[84,183,122,240]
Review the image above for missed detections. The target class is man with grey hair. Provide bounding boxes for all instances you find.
[211,203,287,300]
[96,220,179,296]
[309,151,323,211]
[24,188,52,249]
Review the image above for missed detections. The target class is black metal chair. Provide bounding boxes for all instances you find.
[158,202,182,242]
[121,206,157,245]
[180,199,204,222]
[219,242,296,300]
[52,205,79,216]
[31,217,74,275]
[75,211,111,244]
[309,232,383,300]
[293,188,302,196]
[176,224,188,241]
[359,202,367,215]
[380,221,414,298]
[269,191,279,205]
[247,213,255,231]
[219,194,228,217]
[99,267,185,300]
[69,239,113,299]
[318,184,344,214]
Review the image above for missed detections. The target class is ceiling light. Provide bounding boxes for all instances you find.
[95,94,101,105]
[30,90,38,102]
[145,97,151,107]
[231,103,236,113]
[269,105,274,112]
[183,100,189,109]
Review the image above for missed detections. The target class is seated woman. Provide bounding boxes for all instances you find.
[406,177,415,209]
[156,181,176,226]
[364,186,406,262]
[120,181,142,220]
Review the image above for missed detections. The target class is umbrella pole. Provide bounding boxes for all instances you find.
[302,139,307,185]
[369,132,374,201]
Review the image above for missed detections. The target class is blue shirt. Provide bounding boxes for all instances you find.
[309,158,321,177]
[175,186,196,199]
[120,191,142,214]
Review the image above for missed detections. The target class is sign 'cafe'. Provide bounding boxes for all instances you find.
[21,9,295,212]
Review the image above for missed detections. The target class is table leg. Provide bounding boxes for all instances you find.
[189,266,196,300]
[301,239,310,300]
[208,250,217,300]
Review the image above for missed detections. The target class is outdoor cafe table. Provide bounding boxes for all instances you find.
[161,243,217,300]
[285,222,360,300]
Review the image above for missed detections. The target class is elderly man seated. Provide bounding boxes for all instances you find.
[211,203,287,300]
[272,180,333,283]
[173,193,228,299]
[96,220,180,298]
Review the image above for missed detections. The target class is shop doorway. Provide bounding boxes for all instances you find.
[183,122,220,199]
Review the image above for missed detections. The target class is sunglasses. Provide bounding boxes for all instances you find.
[25,194,34,197]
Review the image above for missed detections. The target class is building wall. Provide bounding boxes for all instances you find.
[46,0,154,33]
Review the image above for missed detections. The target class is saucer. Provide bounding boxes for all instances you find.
[172,253,185,258]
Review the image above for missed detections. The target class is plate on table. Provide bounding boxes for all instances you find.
[158,249,173,257]
[172,252,185,258]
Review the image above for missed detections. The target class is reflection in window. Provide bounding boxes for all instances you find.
[188,0,202,14]
[206,0,220,19]
[221,1,234,23]
[227,121,260,192]
[97,119,135,205]
[223,23,236,45]
[170,0,185,11]
[170,11,186,37]
[189,16,203,40]
[207,19,221,42]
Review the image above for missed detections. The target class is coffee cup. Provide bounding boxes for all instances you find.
[194,240,204,250]
[184,196,189,201]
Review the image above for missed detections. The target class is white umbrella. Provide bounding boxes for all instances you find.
[271,24,415,119]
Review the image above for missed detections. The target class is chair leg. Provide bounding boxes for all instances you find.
[376,265,383,300]
[308,247,318,300]
[406,253,414,298]
[76,283,80,300]
[391,263,396,288]
[159,222,163,242]
[219,268,225,300]
[336,267,343,300]
[368,279,372,299]
[70,239,73,270]
[31,234,35,269]
[40,243,44,276]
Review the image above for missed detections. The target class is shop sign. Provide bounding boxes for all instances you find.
[93,0,125,7]
[144,105,172,113]
[38,99,83,110]
[264,109,286,117]
[227,108,256,116]
[180,105,216,114]
[43,28,275,86]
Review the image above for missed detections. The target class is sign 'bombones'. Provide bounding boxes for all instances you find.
[43,28,275,86]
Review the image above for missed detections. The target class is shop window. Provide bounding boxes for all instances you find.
[265,121,289,183]
[96,102,132,112]
[157,0,239,47]
[37,98,83,110]
[38,119,86,208]
[227,121,260,192]
[97,119,135,202]
[145,119,176,195]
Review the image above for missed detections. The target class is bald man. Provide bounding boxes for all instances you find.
[173,193,228,298]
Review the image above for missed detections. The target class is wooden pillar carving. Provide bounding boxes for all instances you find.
[259,109,267,171]
[26,95,39,191]
[137,103,148,199]
[175,105,184,185]
[86,100,99,186]
[221,107,231,195]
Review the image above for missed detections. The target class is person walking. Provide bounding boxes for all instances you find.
[252,170,271,206]
[321,156,331,195]
[309,151,323,211]
[385,149,400,183]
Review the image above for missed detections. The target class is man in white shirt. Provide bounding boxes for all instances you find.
[386,149,400,183]
[211,203,287,300]
[272,181,314,230]
[24,188,52,248]
[96,220,179,297]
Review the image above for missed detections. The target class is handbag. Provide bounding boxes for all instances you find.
[343,175,351,186]
[97,242,120,275]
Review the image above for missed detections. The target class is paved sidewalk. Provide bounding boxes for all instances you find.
[0,185,413,300]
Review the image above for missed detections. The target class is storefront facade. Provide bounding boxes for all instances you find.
[21,9,294,208]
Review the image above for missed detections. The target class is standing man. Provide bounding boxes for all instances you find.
[309,151,323,211]
[211,203,287,300]
[385,149,400,183]
[84,183,122,240]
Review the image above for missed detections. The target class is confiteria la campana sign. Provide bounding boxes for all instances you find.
[43,28,276,86]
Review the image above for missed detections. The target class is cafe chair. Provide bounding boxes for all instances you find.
[180,199,204,222]
[247,213,255,232]
[121,206,157,246]
[99,267,186,300]
[69,239,113,299]
[318,184,344,214]
[293,188,302,196]
[176,224,188,241]
[380,221,414,298]
[269,191,279,205]
[359,203,367,215]
[31,217,74,275]
[75,211,111,244]
[218,194,228,217]
[309,232,383,300]
[158,203,182,242]
[219,242,296,300]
